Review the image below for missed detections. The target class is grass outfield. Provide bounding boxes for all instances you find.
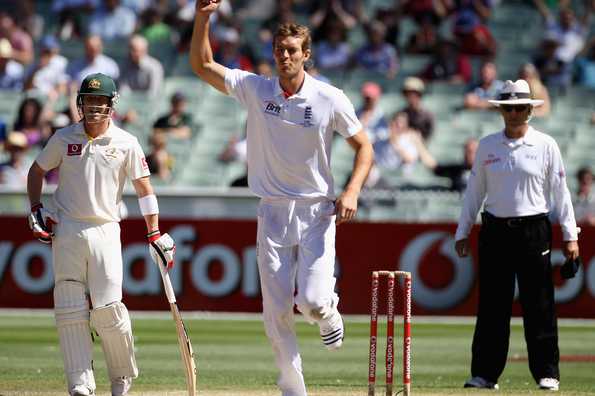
[0,312,594,395]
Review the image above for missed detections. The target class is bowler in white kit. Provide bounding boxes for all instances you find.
[190,1,374,395]
[27,73,176,396]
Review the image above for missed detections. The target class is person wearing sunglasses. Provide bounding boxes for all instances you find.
[454,79,580,392]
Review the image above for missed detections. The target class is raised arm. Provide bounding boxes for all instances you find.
[533,0,551,21]
[189,0,229,94]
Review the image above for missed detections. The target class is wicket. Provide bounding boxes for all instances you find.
[368,271,412,396]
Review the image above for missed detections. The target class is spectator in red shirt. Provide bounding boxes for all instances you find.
[452,9,497,57]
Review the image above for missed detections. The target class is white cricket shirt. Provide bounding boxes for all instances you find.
[456,126,578,241]
[225,69,362,199]
[35,121,150,223]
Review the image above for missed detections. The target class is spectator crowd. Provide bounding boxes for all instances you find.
[0,0,593,219]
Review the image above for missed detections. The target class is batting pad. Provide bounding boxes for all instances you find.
[90,302,138,380]
[54,281,96,392]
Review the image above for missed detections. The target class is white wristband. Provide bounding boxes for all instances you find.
[139,194,159,215]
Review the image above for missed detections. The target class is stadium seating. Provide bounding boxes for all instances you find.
[0,1,593,222]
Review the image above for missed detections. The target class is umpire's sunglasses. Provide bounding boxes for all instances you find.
[501,104,530,113]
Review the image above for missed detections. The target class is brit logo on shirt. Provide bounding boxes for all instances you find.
[264,101,281,116]
[303,106,313,127]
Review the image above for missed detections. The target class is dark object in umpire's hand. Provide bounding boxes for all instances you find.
[560,257,582,279]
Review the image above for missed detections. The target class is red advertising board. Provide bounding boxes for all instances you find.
[0,217,593,318]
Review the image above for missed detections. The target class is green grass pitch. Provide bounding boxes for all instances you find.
[0,312,594,395]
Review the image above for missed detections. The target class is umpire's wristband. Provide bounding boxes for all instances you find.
[146,230,161,243]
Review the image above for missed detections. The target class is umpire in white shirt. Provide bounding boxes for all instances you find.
[455,80,580,392]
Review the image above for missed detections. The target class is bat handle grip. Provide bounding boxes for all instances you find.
[159,268,177,304]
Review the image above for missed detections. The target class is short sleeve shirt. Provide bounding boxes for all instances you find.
[35,121,149,223]
[225,69,361,199]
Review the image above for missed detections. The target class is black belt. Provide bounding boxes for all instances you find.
[481,212,549,228]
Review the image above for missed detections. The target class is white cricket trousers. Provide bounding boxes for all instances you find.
[53,217,123,308]
[52,216,125,392]
[257,197,339,396]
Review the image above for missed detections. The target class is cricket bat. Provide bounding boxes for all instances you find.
[158,266,197,395]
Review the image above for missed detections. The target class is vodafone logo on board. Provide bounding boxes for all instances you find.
[399,231,475,310]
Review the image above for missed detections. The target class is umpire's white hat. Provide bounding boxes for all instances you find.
[488,79,544,107]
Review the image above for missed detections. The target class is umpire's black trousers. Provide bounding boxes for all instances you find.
[471,212,559,383]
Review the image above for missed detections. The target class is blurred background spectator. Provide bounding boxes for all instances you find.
[0,11,34,65]
[357,81,388,143]
[451,0,497,57]
[399,77,435,141]
[254,59,273,78]
[518,62,551,117]
[463,61,503,110]
[0,38,24,90]
[67,35,120,84]
[534,0,590,64]
[367,111,435,188]
[0,131,30,186]
[52,0,98,40]
[575,37,595,89]
[15,0,45,40]
[314,19,351,72]
[24,35,68,96]
[429,138,478,192]
[153,92,192,139]
[214,27,253,71]
[405,16,439,55]
[354,20,399,79]
[146,132,173,183]
[399,0,449,26]
[218,133,248,187]
[89,0,137,42]
[533,0,592,94]
[419,40,472,84]
[533,33,570,94]
[139,6,173,46]
[574,166,595,226]
[13,97,51,147]
[119,34,164,96]
[310,0,363,38]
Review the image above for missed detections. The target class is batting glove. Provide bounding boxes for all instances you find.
[148,230,176,270]
[28,203,58,244]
